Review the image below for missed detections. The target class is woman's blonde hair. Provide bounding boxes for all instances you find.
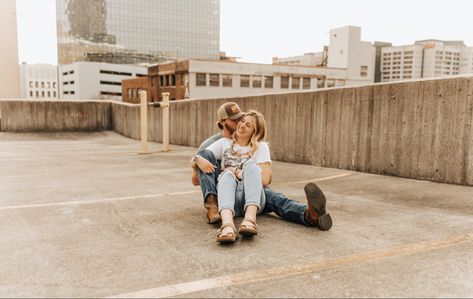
[232,110,267,156]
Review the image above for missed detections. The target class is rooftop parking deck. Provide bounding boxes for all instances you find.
[0,131,472,297]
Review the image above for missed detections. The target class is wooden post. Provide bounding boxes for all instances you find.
[161,92,170,152]
[140,90,148,154]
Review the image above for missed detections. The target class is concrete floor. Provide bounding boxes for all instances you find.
[0,131,472,298]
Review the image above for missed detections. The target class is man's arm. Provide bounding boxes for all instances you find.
[190,133,222,186]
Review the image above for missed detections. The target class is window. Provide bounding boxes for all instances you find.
[317,78,325,88]
[292,77,300,89]
[264,76,273,88]
[41,82,45,88]
[100,81,121,86]
[326,79,335,88]
[99,70,131,76]
[35,82,39,88]
[303,78,311,89]
[222,74,232,87]
[196,73,206,86]
[280,76,289,88]
[100,91,121,96]
[151,76,158,87]
[53,82,56,88]
[252,76,262,88]
[35,91,39,97]
[360,65,368,77]
[240,75,250,87]
[47,91,51,98]
[209,74,219,87]
[41,91,45,97]
[170,75,176,86]
[29,81,33,88]
[53,91,56,98]
[29,91,33,97]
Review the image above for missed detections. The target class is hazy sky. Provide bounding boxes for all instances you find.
[16,0,473,65]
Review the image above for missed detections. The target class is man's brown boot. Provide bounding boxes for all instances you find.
[304,183,333,231]
[204,194,221,224]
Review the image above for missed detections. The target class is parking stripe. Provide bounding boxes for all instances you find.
[0,173,353,211]
[108,232,473,298]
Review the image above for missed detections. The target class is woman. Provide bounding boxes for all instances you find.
[206,110,271,243]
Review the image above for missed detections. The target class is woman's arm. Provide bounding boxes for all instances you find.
[258,162,272,187]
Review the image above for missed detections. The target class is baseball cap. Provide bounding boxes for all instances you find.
[217,102,244,121]
[216,102,245,129]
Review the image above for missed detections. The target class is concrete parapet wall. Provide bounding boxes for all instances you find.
[112,77,473,185]
[1,76,473,185]
[0,100,112,132]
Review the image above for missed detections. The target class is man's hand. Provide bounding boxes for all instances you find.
[197,156,216,173]
[191,169,200,186]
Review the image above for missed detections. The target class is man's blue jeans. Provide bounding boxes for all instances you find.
[197,149,309,226]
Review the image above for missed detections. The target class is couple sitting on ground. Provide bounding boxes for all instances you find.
[191,102,333,243]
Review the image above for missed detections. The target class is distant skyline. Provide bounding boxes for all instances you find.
[16,0,473,65]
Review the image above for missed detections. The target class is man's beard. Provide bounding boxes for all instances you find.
[224,122,236,134]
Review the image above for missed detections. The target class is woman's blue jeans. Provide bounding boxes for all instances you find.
[217,160,266,217]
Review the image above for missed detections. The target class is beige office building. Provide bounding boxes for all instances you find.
[381,40,473,82]
[0,0,20,98]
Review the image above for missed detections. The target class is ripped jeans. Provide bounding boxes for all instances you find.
[217,159,266,217]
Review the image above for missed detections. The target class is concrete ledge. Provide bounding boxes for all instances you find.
[0,99,112,132]
[1,76,473,185]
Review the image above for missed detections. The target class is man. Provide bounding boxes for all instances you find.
[191,102,332,231]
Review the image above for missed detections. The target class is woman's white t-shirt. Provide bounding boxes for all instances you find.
[206,138,271,170]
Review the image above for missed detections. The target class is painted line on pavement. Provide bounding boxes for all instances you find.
[108,232,473,298]
[282,172,355,186]
[0,191,200,211]
[0,173,352,211]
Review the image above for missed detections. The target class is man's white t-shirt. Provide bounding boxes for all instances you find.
[206,138,271,170]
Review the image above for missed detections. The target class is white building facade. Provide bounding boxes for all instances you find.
[0,0,20,98]
[186,59,370,100]
[273,26,376,84]
[273,52,325,66]
[59,62,147,100]
[380,45,424,81]
[20,64,59,99]
[381,40,473,82]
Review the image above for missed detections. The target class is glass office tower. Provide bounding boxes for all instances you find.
[56,0,220,64]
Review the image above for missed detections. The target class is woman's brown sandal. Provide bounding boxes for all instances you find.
[216,223,238,243]
[239,219,258,236]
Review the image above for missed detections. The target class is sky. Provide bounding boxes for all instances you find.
[16,0,473,65]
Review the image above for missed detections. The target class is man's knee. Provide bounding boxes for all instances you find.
[197,149,216,163]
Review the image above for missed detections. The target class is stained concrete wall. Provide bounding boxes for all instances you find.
[0,99,112,132]
[1,77,472,186]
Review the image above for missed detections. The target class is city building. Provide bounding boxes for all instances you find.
[20,64,59,99]
[56,0,220,65]
[0,0,20,98]
[273,26,376,84]
[122,58,373,103]
[59,62,147,100]
[273,50,326,66]
[380,40,473,82]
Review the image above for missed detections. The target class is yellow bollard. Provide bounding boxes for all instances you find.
[161,92,170,152]
[139,90,148,154]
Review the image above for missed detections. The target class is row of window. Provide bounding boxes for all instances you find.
[29,90,57,98]
[29,81,57,89]
[63,91,75,95]
[195,73,314,89]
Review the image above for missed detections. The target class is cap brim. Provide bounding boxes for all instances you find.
[228,111,245,120]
